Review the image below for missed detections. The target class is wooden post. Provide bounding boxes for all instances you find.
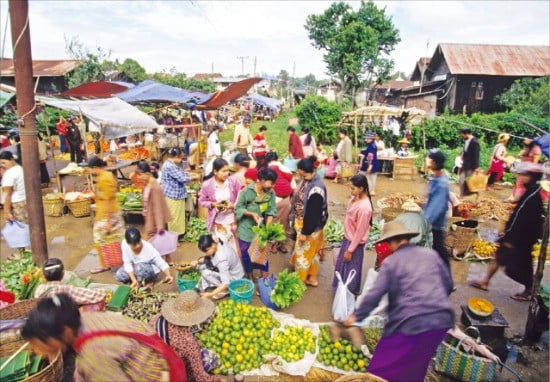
[422,121,428,176]
[523,198,549,344]
[354,113,358,157]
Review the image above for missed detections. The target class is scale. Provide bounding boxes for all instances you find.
[460,305,509,343]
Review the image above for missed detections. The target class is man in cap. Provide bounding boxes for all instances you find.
[469,162,546,301]
[395,201,433,248]
[423,150,451,274]
[344,220,454,382]
[359,132,380,196]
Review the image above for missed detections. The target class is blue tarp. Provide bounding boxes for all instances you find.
[247,93,282,111]
[116,80,213,106]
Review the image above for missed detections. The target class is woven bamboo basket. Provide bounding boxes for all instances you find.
[66,198,92,217]
[42,197,64,217]
[0,299,38,346]
[0,338,64,382]
[334,373,387,382]
[445,218,479,256]
[380,207,402,222]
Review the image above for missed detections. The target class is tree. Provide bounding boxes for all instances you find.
[151,70,215,93]
[118,58,147,83]
[64,36,111,87]
[496,76,550,118]
[295,94,342,144]
[305,0,400,105]
[278,69,290,88]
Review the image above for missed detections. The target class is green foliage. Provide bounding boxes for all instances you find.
[305,0,400,100]
[252,223,286,248]
[324,219,344,243]
[64,36,111,87]
[0,107,17,131]
[295,95,342,144]
[37,106,70,136]
[271,269,307,309]
[496,76,550,118]
[152,70,215,93]
[118,58,147,83]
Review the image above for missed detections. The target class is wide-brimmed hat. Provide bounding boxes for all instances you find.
[161,290,215,327]
[498,133,510,143]
[399,138,410,144]
[374,220,419,245]
[364,131,375,139]
[401,200,422,212]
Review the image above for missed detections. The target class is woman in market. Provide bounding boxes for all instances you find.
[469,162,545,301]
[136,161,175,264]
[287,126,304,159]
[88,156,125,274]
[116,228,174,289]
[151,290,220,382]
[252,125,268,170]
[359,132,380,196]
[161,147,191,237]
[374,132,385,152]
[299,126,317,157]
[396,138,410,157]
[344,220,454,382]
[0,151,27,224]
[486,133,509,187]
[509,137,542,201]
[199,158,242,252]
[56,115,69,153]
[196,234,245,299]
[324,151,338,180]
[206,125,222,160]
[289,156,328,286]
[34,258,107,309]
[231,153,249,188]
[21,293,187,381]
[332,174,373,296]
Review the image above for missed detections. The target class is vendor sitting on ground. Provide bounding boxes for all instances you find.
[397,138,410,157]
[197,234,245,300]
[394,201,433,248]
[34,258,107,307]
[116,228,174,289]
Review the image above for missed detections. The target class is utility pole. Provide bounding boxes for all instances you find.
[236,56,248,76]
[9,0,48,265]
[253,56,257,77]
[211,62,214,74]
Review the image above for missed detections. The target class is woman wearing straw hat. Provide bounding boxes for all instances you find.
[394,201,433,248]
[344,220,454,382]
[151,291,220,382]
[396,138,410,158]
[486,133,510,187]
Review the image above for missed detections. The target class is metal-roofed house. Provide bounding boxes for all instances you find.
[401,44,550,116]
[1,57,80,94]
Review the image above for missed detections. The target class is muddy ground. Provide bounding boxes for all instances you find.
[1,163,548,381]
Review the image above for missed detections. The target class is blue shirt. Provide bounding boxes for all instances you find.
[423,172,449,231]
[360,141,379,172]
[161,160,191,200]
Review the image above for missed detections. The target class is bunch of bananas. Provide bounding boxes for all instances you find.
[531,242,550,260]
[472,239,498,258]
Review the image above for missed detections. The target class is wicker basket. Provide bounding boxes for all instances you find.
[0,338,64,382]
[446,219,479,256]
[43,197,64,217]
[66,198,92,217]
[0,299,38,347]
[381,207,403,222]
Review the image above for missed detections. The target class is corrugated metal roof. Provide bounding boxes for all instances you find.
[373,80,414,89]
[1,58,80,77]
[437,44,550,76]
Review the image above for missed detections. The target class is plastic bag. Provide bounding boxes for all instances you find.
[332,270,356,322]
[1,220,30,248]
[149,230,178,256]
[257,275,280,310]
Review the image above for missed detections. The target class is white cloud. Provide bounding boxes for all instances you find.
[0,0,547,80]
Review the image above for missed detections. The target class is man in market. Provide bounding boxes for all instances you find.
[235,168,278,279]
[459,128,480,196]
[233,116,253,156]
[66,115,84,164]
[423,150,452,282]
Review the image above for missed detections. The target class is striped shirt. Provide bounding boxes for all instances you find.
[34,282,106,305]
[161,160,191,200]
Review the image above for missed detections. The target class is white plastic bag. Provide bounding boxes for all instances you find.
[1,220,30,248]
[332,270,356,322]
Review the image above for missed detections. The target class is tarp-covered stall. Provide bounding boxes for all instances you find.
[197,77,261,110]
[117,80,212,106]
[247,93,282,111]
[61,81,132,98]
[0,89,15,108]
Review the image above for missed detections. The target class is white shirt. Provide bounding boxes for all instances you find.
[1,165,25,203]
[211,242,245,285]
[214,181,235,225]
[207,132,221,157]
[464,137,473,152]
[121,240,169,274]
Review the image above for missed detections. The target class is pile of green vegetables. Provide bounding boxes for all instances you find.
[0,351,46,382]
[270,269,307,309]
[178,269,200,282]
[122,288,178,322]
[325,219,344,244]
[365,220,384,250]
[120,193,143,211]
[252,222,286,248]
[182,217,209,242]
[0,251,39,298]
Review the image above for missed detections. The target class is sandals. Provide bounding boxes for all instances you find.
[468,281,489,291]
[305,280,319,287]
[90,267,110,274]
[511,293,531,302]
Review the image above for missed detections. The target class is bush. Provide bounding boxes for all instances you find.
[295,95,342,144]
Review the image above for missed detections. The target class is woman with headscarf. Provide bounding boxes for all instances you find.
[486,133,509,186]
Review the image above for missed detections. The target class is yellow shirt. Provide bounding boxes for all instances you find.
[95,170,120,220]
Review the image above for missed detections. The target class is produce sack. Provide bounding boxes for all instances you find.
[249,236,270,266]
[466,171,488,193]
[283,157,298,172]
[257,275,280,310]
[332,270,356,322]
[1,220,30,248]
[149,230,178,256]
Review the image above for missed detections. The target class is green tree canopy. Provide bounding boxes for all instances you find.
[295,94,342,144]
[305,0,400,104]
[118,58,147,83]
[64,36,110,87]
[151,70,215,93]
[496,76,550,119]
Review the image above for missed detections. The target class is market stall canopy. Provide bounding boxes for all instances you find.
[342,105,427,125]
[116,80,212,106]
[37,96,158,139]
[61,81,132,98]
[247,93,282,111]
[0,89,15,107]
[196,77,262,110]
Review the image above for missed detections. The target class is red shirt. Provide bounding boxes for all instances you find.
[56,121,68,135]
[289,133,304,159]
[252,134,267,157]
[269,164,293,198]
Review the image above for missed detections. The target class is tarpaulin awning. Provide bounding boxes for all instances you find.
[116,80,212,106]
[61,81,131,98]
[37,96,158,139]
[0,89,15,107]
[247,93,282,111]
[196,77,262,110]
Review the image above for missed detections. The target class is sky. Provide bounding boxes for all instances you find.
[0,0,548,79]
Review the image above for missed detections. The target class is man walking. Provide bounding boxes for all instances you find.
[233,117,253,156]
[459,128,480,196]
